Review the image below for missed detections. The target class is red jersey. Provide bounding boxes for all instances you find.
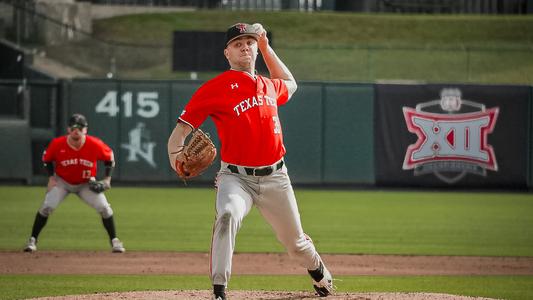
[179,70,289,167]
[43,135,114,185]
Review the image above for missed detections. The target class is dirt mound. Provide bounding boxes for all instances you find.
[29,290,501,300]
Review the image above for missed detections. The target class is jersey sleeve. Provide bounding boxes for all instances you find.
[95,138,114,161]
[272,79,289,106]
[178,83,216,129]
[42,138,58,162]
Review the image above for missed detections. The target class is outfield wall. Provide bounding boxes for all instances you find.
[1,79,531,189]
[66,80,375,185]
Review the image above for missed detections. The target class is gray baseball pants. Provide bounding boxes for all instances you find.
[39,176,114,218]
[210,161,322,286]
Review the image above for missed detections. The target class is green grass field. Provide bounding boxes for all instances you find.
[1,275,533,300]
[1,186,533,299]
[38,11,533,84]
[2,187,533,255]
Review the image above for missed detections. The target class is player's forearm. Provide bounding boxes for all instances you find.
[169,122,192,149]
[260,45,297,97]
[261,45,294,81]
[167,122,193,170]
[104,160,115,178]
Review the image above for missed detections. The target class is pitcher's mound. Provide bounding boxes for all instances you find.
[30,290,500,300]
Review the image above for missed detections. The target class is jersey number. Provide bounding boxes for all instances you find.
[272,116,281,134]
[96,91,160,118]
[82,170,92,179]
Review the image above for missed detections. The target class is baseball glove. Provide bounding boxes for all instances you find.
[88,179,110,193]
[174,129,217,180]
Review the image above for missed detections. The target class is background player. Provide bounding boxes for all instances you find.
[168,23,333,299]
[24,114,125,253]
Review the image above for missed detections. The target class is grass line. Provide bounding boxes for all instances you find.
[1,275,532,300]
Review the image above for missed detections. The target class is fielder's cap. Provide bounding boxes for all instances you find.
[68,113,88,129]
[225,23,259,46]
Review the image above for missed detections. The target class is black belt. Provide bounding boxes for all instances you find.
[227,160,284,176]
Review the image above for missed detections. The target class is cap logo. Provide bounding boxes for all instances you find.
[236,23,247,33]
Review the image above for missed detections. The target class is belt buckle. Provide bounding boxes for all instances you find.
[255,166,273,176]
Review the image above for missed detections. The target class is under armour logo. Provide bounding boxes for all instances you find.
[231,83,239,89]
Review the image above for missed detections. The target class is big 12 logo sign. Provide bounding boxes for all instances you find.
[402,88,499,184]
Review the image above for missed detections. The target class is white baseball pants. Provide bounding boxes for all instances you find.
[39,176,114,218]
[210,161,322,286]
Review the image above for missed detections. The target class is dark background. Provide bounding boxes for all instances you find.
[374,84,531,188]
[172,31,271,73]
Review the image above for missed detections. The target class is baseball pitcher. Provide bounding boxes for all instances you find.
[23,114,125,253]
[168,23,333,299]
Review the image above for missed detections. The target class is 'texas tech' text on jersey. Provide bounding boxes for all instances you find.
[179,70,289,167]
[43,136,113,185]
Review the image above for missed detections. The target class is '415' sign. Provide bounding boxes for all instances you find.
[95,91,160,118]
[94,90,160,169]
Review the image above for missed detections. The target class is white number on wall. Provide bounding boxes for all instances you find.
[137,92,159,118]
[95,91,119,117]
[95,91,160,118]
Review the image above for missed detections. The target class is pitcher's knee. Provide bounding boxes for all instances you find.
[220,211,232,225]
[216,211,239,237]
[98,206,113,219]
[38,206,54,217]
[219,211,233,226]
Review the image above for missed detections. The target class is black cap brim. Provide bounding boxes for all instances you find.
[226,34,259,46]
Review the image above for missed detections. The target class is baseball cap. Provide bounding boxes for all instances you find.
[225,23,259,46]
[68,113,88,129]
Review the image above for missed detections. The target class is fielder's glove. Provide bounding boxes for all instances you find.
[88,179,110,193]
[173,129,217,180]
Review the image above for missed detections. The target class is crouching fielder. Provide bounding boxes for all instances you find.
[23,113,125,253]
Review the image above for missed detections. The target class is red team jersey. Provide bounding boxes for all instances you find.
[43,135,113,184]
[179,70,289,167]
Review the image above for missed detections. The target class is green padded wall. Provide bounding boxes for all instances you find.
[70,80,171,182]
[68,80,378,185]
[323,84,374,184]
[279,83,323,184]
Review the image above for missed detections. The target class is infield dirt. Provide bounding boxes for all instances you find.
[2,251,533,275]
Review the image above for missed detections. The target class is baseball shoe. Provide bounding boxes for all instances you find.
[309,261,334,297]
[23,237,37,252]
[111,238,125,253]
[212,284,226,300]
